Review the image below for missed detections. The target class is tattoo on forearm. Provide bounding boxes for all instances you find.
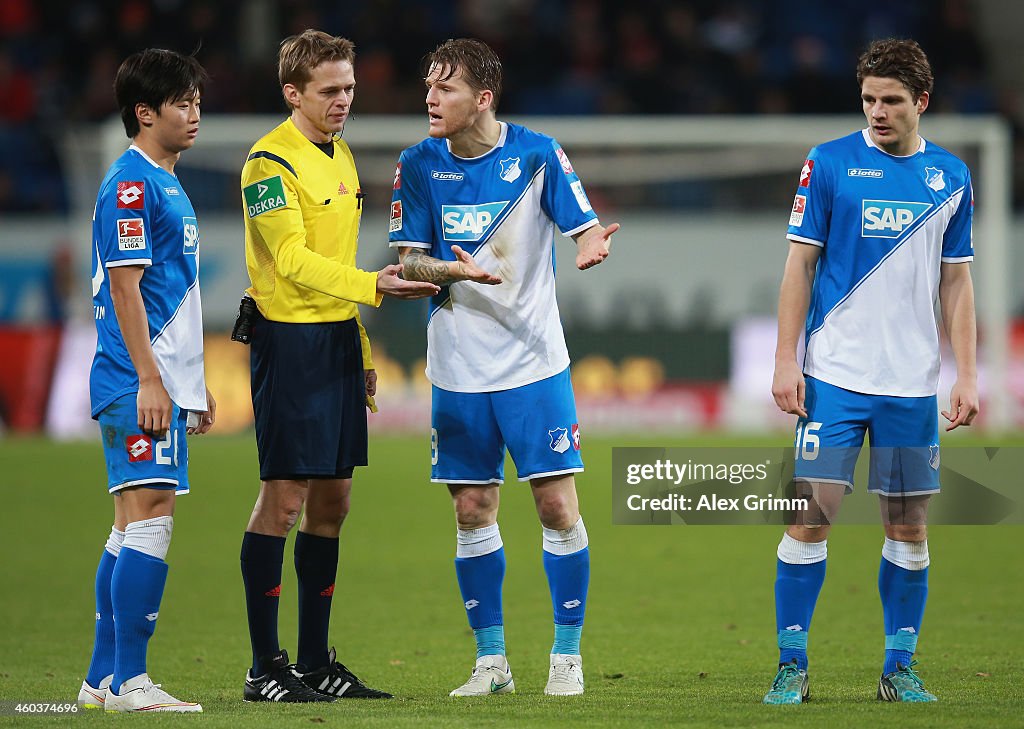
[403,249,457,285]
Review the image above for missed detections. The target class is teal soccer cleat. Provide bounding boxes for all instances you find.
[878,661,938,702]
[763,660,809,705]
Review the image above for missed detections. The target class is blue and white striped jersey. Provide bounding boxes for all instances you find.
[787,129,973,397]
[389,122,598,392]
[90,145,206,417]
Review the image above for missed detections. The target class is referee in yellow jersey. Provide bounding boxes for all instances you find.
[236,29,438,703]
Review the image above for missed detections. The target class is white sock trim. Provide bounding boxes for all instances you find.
[777,533,827,564]
[123,516,173,561]
[542,517,589,556]
[105,526,126,557]
[882,537,929,570]
[456,524,503,558]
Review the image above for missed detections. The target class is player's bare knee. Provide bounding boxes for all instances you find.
[450,487,498,529]
[535,492,578,530]
[885,523,927,542]
[786,523,831,543]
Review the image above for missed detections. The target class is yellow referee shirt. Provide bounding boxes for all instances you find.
[241,118,380,368]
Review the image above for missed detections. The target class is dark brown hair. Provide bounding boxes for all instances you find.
[423,38,503,111]
[278,29,355,107]
[856,38,934,101]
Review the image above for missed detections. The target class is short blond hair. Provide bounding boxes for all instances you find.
[278,29,355,108]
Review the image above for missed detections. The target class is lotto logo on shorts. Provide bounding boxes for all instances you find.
[117,218,146,251]
[126,434,153,462]
[117,181,145,208]
[571,423,581,450]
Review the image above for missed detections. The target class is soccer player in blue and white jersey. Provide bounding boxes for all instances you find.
[766,39,978,705]
[390,38,618,697]
[77,49,216,713]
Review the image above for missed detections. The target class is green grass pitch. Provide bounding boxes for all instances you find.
[1,432,1021,727]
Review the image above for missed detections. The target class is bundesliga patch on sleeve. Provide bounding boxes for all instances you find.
[789,195,806,226]
[117,218,146,251]
[390,200,403,232]
[117,181,145,209]
[243,175,286,218]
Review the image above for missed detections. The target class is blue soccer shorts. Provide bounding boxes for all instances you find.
[97,392,190,494]
[431,367,583,484]
[793,376,940,496]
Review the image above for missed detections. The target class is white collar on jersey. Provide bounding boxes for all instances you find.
[446,121,509,160]
[128,144,165,170]
[860,127,926,157]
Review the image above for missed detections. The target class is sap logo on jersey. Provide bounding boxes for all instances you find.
[861,200,932,239]
[442,201,508,241]
[182,217,199,254]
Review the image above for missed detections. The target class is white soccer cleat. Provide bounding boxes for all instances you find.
[449,654,515,697]
[77,674,112,709]
[104,673,203,713]
[544,653,584,696]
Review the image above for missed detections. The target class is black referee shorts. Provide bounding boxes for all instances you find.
[250,314,367,481]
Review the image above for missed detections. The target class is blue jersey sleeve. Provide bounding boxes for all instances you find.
[541,140,598,236]
[942,174,974,261]
[97,176,154,267]
[786,147,833,247]
[388,150,433,249]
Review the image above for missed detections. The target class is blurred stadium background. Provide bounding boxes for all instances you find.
[2,0,1024,439]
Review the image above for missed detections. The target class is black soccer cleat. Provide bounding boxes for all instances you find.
[296,647,393,699]
[244,650,336,703]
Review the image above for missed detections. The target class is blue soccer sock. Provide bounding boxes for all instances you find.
[542,518,590,656]
[454,524,505,658]
[110,547,168,692]
[240,531,286,676]
[879,538,929,675]
[85,526,123,687]
[774,533,827,671]
[294,531,339,671]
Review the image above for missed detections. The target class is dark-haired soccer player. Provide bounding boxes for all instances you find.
[391,38,618,697]
[238,29,438,703]
[78,48,215,713]
[766,38,977,704]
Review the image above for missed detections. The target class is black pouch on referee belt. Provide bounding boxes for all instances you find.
[230,294,258,344]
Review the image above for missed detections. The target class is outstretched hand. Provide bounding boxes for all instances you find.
[376,264,441,299]
[451,245,502,285]
[575,222,618,270]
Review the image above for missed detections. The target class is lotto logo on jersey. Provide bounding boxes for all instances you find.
[441,201,508,241]
[798,159,814,187]
[861,200,932,238]
[117,218,146,251]
[126,434,153,462]
[555,146,575,175]
[393,162,402,190]
[182,216,199,254]
[243,175,286,218]
[117,181,145,208]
